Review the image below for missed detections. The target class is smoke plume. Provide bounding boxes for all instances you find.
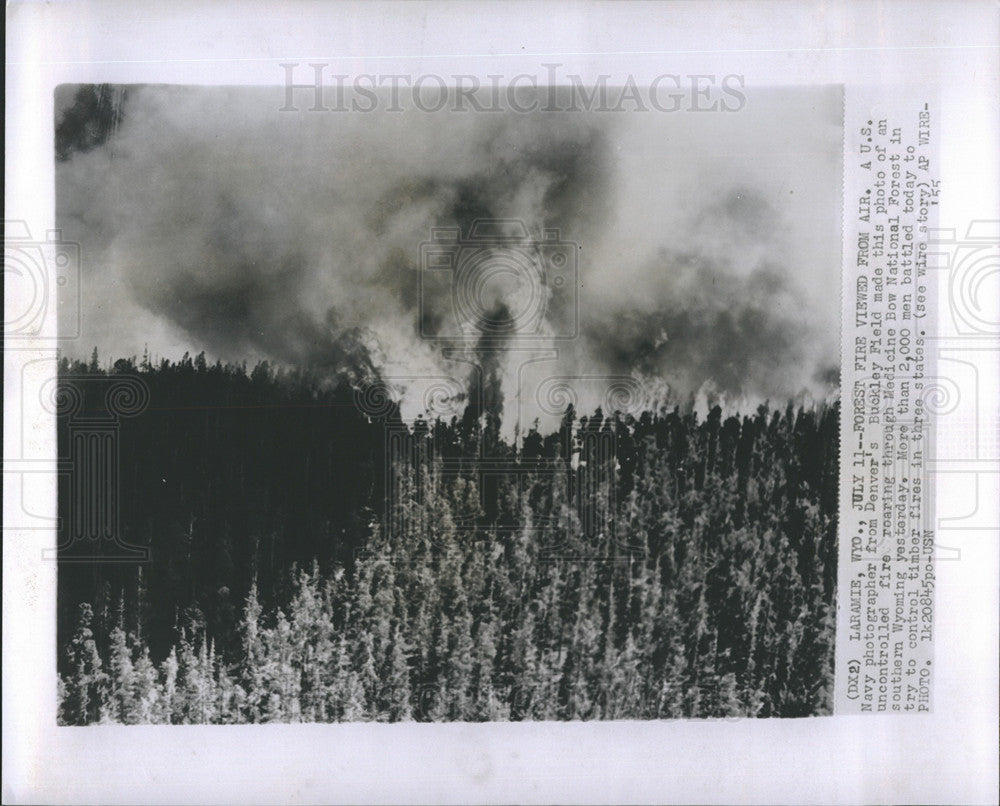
[55,84,841,429]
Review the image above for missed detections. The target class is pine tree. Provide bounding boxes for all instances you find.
[239,583,266,722]
[106,625,135,723]
[60,603,107,725]
[131,643,161,723]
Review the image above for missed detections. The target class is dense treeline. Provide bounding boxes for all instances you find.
[57,354,839,723]
[56,351,382,664]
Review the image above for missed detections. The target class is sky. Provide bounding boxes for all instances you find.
[55,82,843,429]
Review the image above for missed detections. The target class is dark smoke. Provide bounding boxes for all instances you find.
[369,121,612,343]
[55,85,128,162]
[56,85,840,426]
[461,301,513,426]
[125,195,378,383]
[582,249,812,401]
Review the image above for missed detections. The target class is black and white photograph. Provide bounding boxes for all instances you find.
[5,3,999,804]
[53,81,843,724]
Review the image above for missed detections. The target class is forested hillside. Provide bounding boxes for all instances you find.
[57,354,839,723]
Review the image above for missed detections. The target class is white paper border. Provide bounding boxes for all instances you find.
[5,2,999,803]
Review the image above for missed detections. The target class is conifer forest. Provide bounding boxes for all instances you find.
[57,354,839,724]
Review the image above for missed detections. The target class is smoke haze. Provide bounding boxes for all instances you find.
[55,83,842,429]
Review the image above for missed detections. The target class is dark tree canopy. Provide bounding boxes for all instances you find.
[57,355,838,723]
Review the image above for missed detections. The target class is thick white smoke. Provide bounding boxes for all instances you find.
[56,84,842,431]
